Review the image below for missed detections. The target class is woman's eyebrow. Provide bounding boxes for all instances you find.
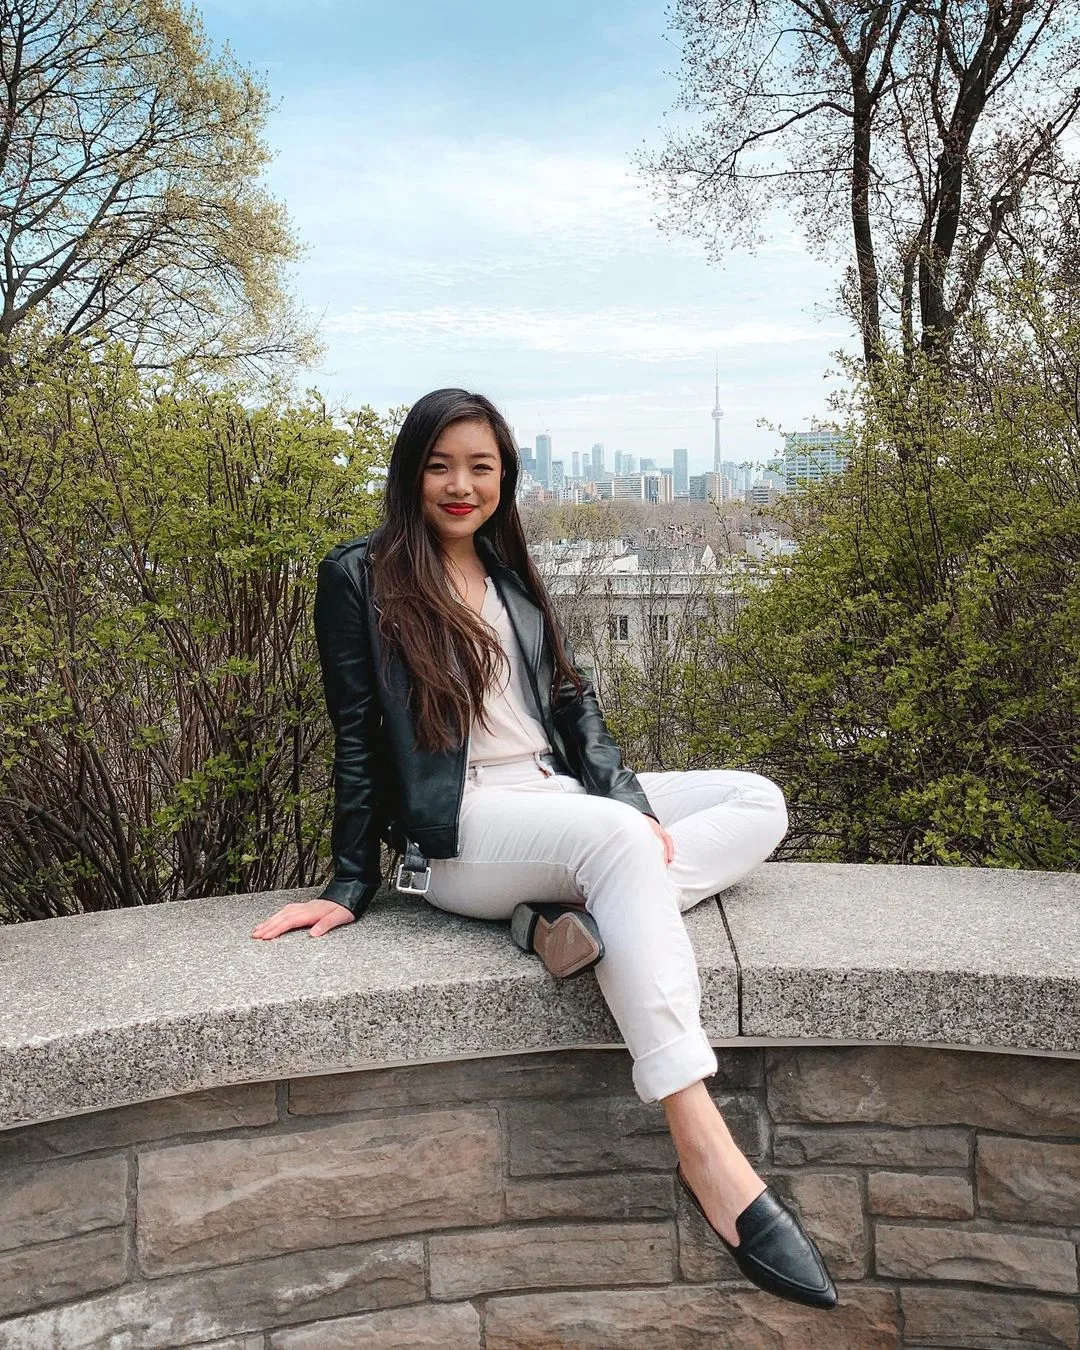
[428,450,499,460]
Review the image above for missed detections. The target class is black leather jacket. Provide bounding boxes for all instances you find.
[312,529,658,916]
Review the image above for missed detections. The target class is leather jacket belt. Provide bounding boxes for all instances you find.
[394,751,561,895]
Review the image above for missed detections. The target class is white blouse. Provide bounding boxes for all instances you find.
[464,575,552,766]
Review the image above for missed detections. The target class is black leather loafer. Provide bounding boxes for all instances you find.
[676,1164,838,1309]
[510,902,603,978]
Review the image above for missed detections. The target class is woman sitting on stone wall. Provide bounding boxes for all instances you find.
[252,387,838,1311]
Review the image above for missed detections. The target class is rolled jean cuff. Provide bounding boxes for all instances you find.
[631,1026,719,1103]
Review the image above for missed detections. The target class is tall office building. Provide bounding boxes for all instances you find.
[591,442,605,480]
[673,448,688,496]
[782,428,850,489]
[535,433,552,489]
[582,451,591,480]
[571,451,580,480]
[640,457,656,473]
[613,450,623,475]
[551,460,564,491]
[712,357,724,473]
[623,454,635,475]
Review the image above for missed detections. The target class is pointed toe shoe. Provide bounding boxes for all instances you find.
[676,1164,838,1310]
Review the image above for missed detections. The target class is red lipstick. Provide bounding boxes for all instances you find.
[440,504,476,515]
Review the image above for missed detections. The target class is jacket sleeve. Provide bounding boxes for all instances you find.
[549,616,659,823]
[312,554,384,918]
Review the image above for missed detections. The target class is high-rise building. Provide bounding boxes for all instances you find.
[519,447,535,478]
[591,443,605,480]
[639,458,656,472]
[535,433,552,489]
[551,460,564,490]
[782,428,850,490]
[672,448,688,496]
[582,452,591,479]
[623,454,635,475]
[571,451,580,480]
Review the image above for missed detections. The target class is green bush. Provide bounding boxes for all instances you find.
[0,342,393,920]
[684,314,1079,869]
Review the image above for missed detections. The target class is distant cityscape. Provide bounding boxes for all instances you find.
[513,371,850,511]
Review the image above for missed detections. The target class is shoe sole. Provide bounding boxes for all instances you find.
[510,904,603,978]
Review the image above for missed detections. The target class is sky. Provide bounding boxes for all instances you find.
[197,0,855,474]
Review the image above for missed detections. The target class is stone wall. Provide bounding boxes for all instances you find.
[1,1042,1078,1349]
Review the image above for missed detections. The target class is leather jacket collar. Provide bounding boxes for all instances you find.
[313,528,657,915]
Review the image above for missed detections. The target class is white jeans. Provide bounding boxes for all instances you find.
[423,750,789,1104]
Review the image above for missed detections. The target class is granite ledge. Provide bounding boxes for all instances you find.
[1,861,1077,1131]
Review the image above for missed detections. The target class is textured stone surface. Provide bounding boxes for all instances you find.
[772,1123,971,1168]
[766,1044,1080,1133]
[428,1221,675,1298]
[0,1228,127,1319]
[0,887,734,1130]
[136,1108,501,1275]
[503,1172,676,1222]
[867,1171,974,1219]
[504,1095,674,1176]
[0,1239,425,1350]
[723,861,1080,1049]
[770,1172,868,1278]
[976,1135,1080,1226]
[900,1286,1080,1349]
[177,1339,265,1350]
[875,1223,1078,1294]
[0,1155,127,1249]
[484,1284,899,1348]
[270,1301,481,1348]
[0,1084,277,1166]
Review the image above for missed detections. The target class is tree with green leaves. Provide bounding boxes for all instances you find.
[0,0,319,380]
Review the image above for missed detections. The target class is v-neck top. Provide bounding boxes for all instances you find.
[465,575,552,766]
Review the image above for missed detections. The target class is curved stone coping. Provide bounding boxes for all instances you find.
[0,861,1077,1131]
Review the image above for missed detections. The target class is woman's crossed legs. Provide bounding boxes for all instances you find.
[423,763,788,1104]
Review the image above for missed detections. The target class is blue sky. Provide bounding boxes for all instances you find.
[198,0,854,473]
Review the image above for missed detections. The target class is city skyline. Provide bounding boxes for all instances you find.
[196,0,854,464]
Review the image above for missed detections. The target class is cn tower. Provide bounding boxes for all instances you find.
[711,355,724,473]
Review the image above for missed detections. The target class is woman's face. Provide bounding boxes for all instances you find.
[421,419,505,548]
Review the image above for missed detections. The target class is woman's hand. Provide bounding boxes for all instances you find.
[251,899,356,940]
[645,815,675,865]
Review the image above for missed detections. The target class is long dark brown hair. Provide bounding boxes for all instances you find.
[370,388,585,753]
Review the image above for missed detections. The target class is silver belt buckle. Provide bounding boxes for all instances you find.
[395,861,432,894]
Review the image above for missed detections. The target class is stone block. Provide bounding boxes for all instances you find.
[428,1221,675,1299]
[976,1135,1080,1226]
[505,1091,764,1177]
[504,1095,674,1176]
[0,1228,127,1319]
[175,1340,264,1350]
[766,1046,1080,1134]
[270,1301,481,1348]
[136,1108,500,1276]
[0,1155,127,1250]
[900,1286,1079,1349]
[875,1222,1078,1295]
[773,1123,970,1168]
[867,1172,974,1219]
[484,1284,899,1348]
[287,1049,635,1114]
[0,1238,425,1350]
[503,1172,676,1222]
[0,1083,277,1166]
[770,1172,868,1278]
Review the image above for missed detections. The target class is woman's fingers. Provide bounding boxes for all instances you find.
[251,900,354,940]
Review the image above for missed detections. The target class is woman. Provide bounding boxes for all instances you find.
[252,388,838,1311]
